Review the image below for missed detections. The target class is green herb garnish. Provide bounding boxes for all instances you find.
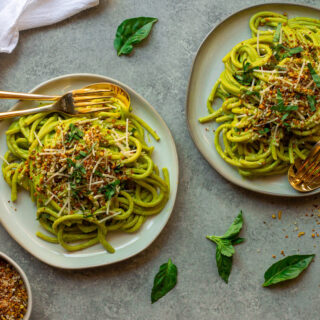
[75,150,88,160]
[67,159,86,183]
[114,17,158,56]
[307,95,316,112]
[151,259,177,303]
[66,124,84,143]
[258,128,270,135]
[307,63,320,87]
[206,211,244,283]
[234,61,258,86]
[263,254,315,287]
[99,180,120,200]
[271,90,298,117]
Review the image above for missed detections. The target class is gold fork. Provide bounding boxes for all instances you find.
[288,141,320,192]
[0,82,130,119]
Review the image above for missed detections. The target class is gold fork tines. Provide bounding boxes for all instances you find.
[288,141,320,192]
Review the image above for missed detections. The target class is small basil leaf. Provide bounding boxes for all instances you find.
[307,95,316,112]
[221,210,243,239]
[273,23,281,42]
[263,254,315,287]
[231,237,245,245]
[114,17,158,56]
[307,63,320,87]
[216,247,232,283]
[283,46,303,58]
[151,259,177,303]
[217,239,235,257]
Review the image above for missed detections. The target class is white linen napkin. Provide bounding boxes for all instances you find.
[0,0,99,53]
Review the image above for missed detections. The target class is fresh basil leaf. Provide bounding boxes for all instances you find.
[263,254,315,287]
[273,23,281,42]
[66,123,84,143]
[281,113,289,121]
[259,128,270,135]
[231,237,245,245]
[221,210,243,239]
[114,17,158,56]
[151,259,177,303]
[283,46,303,58]
[217,239,235,257]
[307,63,320,87]
[284,105,298,111]
[307,95,316,112]
[216,247,232,283]
[99,179,120,200]
[244,90,260,98]
[207,236,234,257]
[75,150,87,160]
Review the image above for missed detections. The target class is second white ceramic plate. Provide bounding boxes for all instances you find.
[0,74,179,268]
[187,3,320,197]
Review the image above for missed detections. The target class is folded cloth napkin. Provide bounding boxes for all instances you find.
[0,0,99,53]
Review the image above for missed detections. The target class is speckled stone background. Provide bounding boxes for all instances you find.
[1,0,320,319]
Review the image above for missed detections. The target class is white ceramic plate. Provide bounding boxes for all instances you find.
[187,3,320,197]
[0,74,179,269]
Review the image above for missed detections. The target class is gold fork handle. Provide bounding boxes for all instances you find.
[0,91,59,101]
[0,104,54,120]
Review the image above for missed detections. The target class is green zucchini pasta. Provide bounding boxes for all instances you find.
[2,91,169,253]
[199,11,320,177]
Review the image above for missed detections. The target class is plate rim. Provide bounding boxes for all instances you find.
[186,2,320,198]
[1,73,179,269]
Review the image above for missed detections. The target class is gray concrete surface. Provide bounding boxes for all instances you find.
[1,0,320,319]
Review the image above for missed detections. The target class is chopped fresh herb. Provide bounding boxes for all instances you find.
[67,158,75,168]
[263,254,315,287]
[75,151,88,160]
[273,23,281,42]
[151,259,177,303]
[271,90,298,115]
[94,170,103,177]
[259,128,270,135]
[66,124,84,143]
[206,211,244,283]
[244,90,260,98]
[234,61,258,86]
[307,63,320,87]
[67,159,86,183]
[70,182,80,199]
[274,44,303,60]
[283,46,303,58]
[307,95,316,112]
[99,179,120,200]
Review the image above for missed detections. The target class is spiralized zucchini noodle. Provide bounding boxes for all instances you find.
[2,91,169,253]
[199,11,320,177]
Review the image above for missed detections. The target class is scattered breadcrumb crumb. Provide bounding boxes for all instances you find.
[278,210,282,220]
[272,214,276,219]
[298,232,305,237]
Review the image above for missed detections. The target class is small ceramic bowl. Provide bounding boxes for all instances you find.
[0,252,32,319]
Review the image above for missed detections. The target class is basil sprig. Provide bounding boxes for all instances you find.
[234,61,258,85]
[207,211,244,283]
[263,254,315,287]
[307,63,320,87]
[151,259,177,303]
[114,17,158,56]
